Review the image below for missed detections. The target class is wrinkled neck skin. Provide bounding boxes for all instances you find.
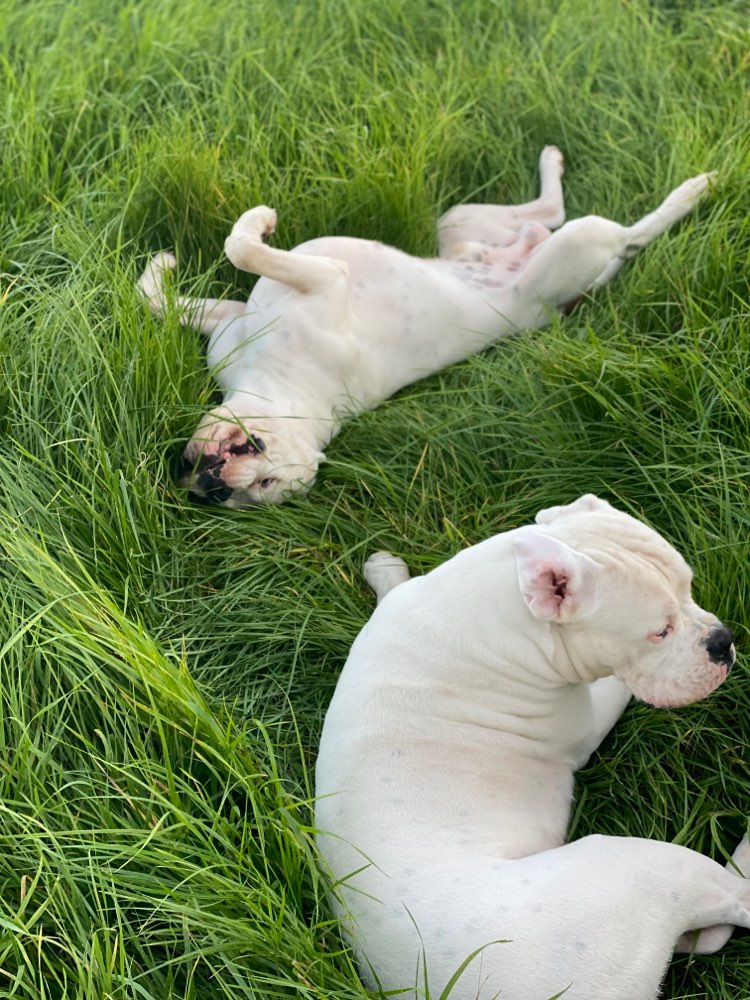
[551,622,613,686]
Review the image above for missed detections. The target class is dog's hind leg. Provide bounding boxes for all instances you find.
[673,835,750,955]
[225,206,349,295]
[364,551,412,604]
[437,145,566,259]
[138,252,246,335]
[506,170,715,323]
[588,171,717,289]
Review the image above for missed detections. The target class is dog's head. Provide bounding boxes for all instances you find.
[514,494,734,708]
[178,405,324,507]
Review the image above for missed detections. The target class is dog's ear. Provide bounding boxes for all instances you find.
[514,530,601,622]
[535,493,611,526]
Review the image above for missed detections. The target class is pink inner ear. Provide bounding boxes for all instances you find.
[535,567,569,617]
[515,530,596,623]
[550,570,568,601]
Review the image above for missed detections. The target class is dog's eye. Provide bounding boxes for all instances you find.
[258,478,276,489]
[650,623,674,642]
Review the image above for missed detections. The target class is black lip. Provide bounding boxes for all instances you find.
[227,434,266,456]
[176,451,225,480]
[187,490,213,506]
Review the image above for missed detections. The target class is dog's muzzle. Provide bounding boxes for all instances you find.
[702,624,735,669]
[178,454,234,505]
[177,435,265,506]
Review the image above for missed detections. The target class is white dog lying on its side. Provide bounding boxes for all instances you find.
[139,149,714,507]
[315,494,747,1000]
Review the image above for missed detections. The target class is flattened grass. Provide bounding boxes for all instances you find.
[0,0,748,995]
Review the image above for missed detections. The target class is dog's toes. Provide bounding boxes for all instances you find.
[249,205,277,238]
[260,206,278,237]
[231,205,277,238]
[364,551,412,603]
[138,252,178,307]
[540,145,564,175]
[151,251,177,271]
[688,171,717,191]
[674,171,718,205]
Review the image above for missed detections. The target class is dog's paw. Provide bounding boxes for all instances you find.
[232,206,277,239]
[149,251,177,272]
[138,252,177,308]
[364,551,411,602]
[540,145,564,177]
[225,207,278,269]
[668,171,718,210]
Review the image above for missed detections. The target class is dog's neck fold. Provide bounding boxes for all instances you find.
[549,626,614,686]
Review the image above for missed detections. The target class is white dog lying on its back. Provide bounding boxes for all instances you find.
[139,149,715,507]
[315,494,747,1000]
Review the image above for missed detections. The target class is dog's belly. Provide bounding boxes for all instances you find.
[292,237,527,402]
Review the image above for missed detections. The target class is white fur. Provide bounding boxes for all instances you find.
[139,149,715,506]
[315,495,745,1000]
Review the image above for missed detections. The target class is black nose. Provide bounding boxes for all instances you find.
[228,434,266,456]
[195,471,234,505]
[704,625,735,668]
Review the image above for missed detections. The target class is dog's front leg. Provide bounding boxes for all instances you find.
[572,676,632,769]
[225,206,349,296]
[138,252,246,334]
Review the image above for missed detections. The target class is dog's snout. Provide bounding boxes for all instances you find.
[195,471,234,505]
[177,449,234,505]
[703,625,735,669]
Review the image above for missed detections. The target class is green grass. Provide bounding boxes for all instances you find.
[0,0,749,995]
